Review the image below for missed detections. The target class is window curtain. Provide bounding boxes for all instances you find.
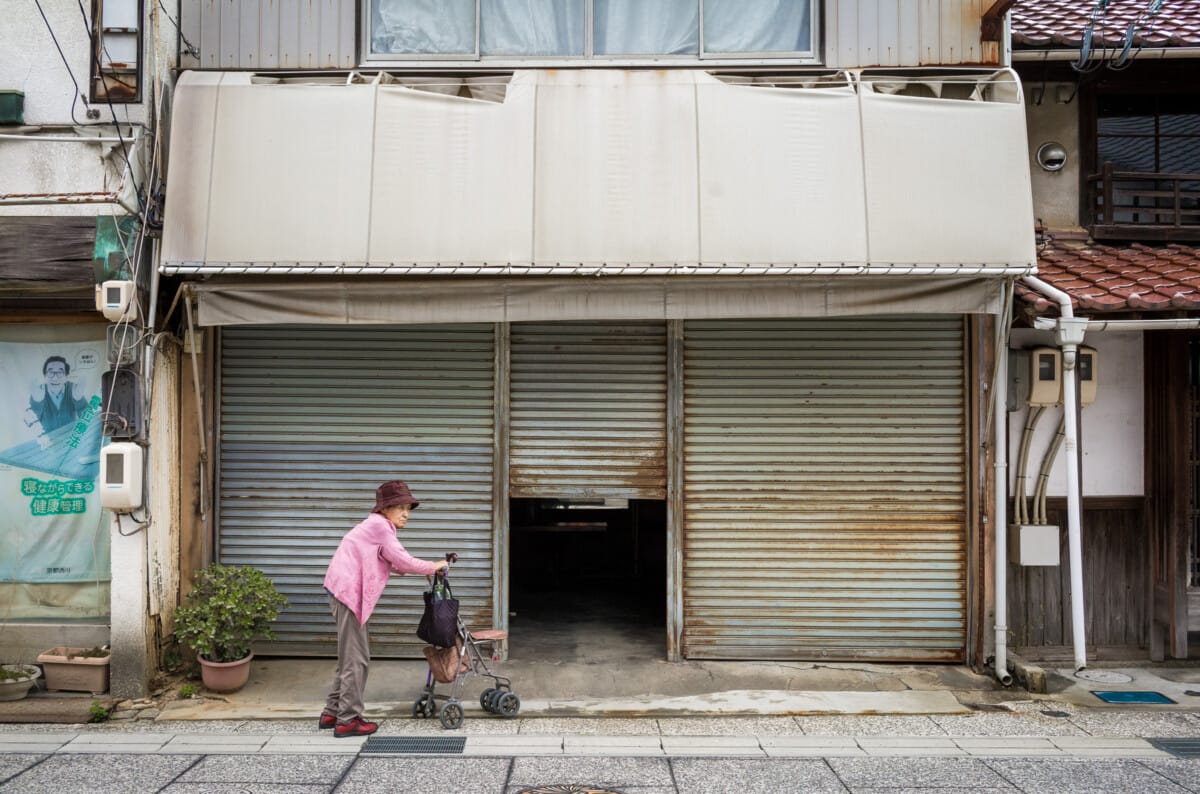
[372,0,476,54]
[702,0,810,53]
[594,0,697,55]
[482,0,584,55]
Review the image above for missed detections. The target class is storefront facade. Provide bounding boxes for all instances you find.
[163,67,1032,667]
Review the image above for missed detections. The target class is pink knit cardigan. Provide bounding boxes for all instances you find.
[324,512,438,624]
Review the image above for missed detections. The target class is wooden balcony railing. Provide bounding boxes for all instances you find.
[1087,162,1200,242]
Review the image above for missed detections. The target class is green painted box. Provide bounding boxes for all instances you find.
[0,90,24,125]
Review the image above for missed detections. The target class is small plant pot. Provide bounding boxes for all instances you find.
[197,653,253,693]
[36,647,111,693]
[0,665,41,701]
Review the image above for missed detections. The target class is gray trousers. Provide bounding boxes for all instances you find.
[324,595,370,722]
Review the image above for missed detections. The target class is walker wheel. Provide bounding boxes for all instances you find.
[497,691,521,718]
[439,700,464,730]
[412,694,430,719]
[480,688,497,712]
[423,697,437,718]
[486,689,505,713]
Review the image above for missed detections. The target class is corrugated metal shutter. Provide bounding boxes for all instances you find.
[682,317,966,661]
[510,322,666,499]
[218,325,495,657]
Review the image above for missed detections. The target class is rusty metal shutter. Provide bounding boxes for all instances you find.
[682,317,966,661]
[510,322,667,499]
[217,325,495,657]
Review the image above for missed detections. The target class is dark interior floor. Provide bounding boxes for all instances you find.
[507,498,666,663]
[507,587,665,663]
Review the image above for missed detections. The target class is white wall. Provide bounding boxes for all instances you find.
[0,0,156,217]
[1024,82,1082,230]
[1008,328,1143,498]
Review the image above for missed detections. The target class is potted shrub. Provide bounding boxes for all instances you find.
[36,646,110,693]
[173,564,288,693]
[0,664,40,701]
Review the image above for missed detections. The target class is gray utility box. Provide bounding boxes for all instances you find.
[1011,524,1061,566]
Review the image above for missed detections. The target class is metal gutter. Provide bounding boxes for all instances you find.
[1033,317,1200,331]
[1020,276,1089,672]
[1013,47,1200,61]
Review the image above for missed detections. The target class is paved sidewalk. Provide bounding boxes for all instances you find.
[0,728,1190,758]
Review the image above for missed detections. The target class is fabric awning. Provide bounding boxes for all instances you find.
[161,68,1036,280]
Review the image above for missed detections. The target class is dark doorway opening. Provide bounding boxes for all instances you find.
[508,498,667,662]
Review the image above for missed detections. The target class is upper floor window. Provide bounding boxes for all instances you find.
[1097,94,1200,175]
[366,0,816,62]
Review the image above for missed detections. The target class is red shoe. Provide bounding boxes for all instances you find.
[318,712,336,730]
[334,716,378,737]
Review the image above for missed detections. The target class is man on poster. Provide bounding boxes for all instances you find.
[24,356,89,434]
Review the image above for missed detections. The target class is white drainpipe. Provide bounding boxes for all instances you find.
[993,329,1013,685]
[1021,276,1089,671]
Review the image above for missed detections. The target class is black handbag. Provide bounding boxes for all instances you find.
[417,573,459,648]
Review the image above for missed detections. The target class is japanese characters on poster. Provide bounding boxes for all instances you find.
[0,339,110,583]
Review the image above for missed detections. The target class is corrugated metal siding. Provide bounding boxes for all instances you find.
[218,325,494,656]
[827,0,1000,67]
[681,318,966,661]
[510,322,667,499]
[183,0,356,70]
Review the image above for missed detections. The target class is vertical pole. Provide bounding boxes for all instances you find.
[666,320,684,662]
[492,322,511,659]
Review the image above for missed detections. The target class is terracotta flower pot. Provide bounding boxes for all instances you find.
[197,653,253,693]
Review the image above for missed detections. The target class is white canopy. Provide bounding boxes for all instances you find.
[161,68,1036,278]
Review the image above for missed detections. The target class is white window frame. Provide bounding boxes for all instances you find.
[360,0,821,67]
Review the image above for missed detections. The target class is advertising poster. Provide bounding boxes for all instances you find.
[0,339,110,583]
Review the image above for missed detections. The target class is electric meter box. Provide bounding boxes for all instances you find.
[100,442,143,510]
[1078,346,1099,406]
[1028,346,1062,406]
[94,280,139,323]
[1011,524,1061,566]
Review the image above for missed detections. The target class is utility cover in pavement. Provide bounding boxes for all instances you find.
[1074,669,1133,684]
[1148,739,1200,759]
[517,787,623,794]
[362,736,466,754]
[1091,691,1176,704]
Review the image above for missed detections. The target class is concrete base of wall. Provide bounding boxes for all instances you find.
[1008,653,1048,694]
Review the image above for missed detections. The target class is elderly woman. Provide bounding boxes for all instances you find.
[320,480,449,737]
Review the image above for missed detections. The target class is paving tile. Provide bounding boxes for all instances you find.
[509,756,673,788]
[563,736,663,755]
[830,756,1009,788]
[1140,759,1200,793]
[655,716,801,736]
[932,712,1089,737]
[0,752,200,794]
[760,737,864,758]
[0,755,46,785]
[0,742,68,753]
[988,757,1194,793]
[160,734,271,754]
[672,758,846,794]
[1067,711,1200,738]
[660,735,763,756]
[796,715,945,736]
[507,788,675,794]
[955,738,1060,756]
[520,718,659,735]
[376,717,521,735]
[339,757,510,793]
[162,785,330,793]
[176,754,353,783]
[261,736,365,754]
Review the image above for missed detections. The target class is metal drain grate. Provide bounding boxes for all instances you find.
[1148,739,1200,759]
[362,736,467,754]
[1091,691,1177,705]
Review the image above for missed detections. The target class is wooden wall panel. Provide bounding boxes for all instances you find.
[1010,497,1146,650]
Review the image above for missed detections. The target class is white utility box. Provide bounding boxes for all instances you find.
[1012,524,1061,566]
[100,441,143,510]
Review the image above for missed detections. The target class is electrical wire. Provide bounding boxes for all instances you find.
[157,0,199,58]
[74,0,145,213]
[32,0,86,125]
